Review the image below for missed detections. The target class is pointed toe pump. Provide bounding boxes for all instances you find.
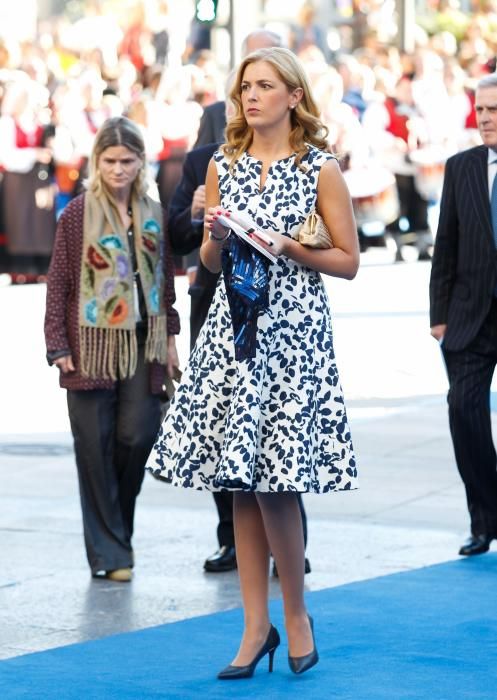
[217,624,281,680]
[288,615,319,675]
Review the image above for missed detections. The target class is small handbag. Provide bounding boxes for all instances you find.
[298,210,333,249]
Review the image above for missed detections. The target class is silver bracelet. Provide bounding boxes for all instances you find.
[209,228,231,242]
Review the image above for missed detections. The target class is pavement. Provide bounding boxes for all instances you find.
[0,242,491,661]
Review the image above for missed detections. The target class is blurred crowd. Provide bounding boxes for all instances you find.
[1,0,497,280]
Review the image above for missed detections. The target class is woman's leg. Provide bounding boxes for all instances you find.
[115,342,161,546]
[256,492,313,658]
[230,492,272,665]
[67,389,132,575]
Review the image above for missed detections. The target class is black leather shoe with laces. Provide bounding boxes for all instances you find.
[204,546,237,572]
[458,534,492,556]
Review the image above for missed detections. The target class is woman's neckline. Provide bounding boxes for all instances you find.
[245,151,296,166]
[244,151,300,193]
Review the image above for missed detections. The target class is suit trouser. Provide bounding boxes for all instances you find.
[387,174,429,233]
[67,345,162,574]
[442,300,497,537]
[213,491,308,549]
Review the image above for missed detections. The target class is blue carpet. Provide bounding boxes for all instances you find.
[1,555,497,699]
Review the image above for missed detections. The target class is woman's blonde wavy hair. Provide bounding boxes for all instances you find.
[88,116,147,198]
[223,47,329,171]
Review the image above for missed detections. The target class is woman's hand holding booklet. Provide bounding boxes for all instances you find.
[216,212,278,263]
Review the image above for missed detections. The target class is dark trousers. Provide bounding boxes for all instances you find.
[387,174,429,233]
[213,491,308,549]
[67,346,161,574]
[442,301,497,537]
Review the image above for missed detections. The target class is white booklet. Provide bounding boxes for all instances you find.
[216,212,277,264]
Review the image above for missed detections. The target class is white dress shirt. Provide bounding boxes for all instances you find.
[487,147,497,199]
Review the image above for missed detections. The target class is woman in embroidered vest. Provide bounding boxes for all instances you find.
[44,116,180,582]
[146,48,359,677]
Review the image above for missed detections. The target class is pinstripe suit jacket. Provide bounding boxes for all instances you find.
[430,145,497,351]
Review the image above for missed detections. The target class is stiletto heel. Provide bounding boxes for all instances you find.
[217,624,280,680]
[288,615,319,674]
[268,646,276,672]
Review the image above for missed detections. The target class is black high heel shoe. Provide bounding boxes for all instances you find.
[288,615,319,674]
[217,624,280,680]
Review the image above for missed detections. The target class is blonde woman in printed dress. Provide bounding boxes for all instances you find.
[147,48,359,678]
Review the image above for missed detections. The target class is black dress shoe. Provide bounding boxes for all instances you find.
[272,558,311,578]
[458,534,492,556]
[204,546,237,572]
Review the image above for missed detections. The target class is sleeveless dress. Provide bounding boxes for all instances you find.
[146,146,357,493]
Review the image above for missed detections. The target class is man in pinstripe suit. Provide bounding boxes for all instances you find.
[430,73,497,556]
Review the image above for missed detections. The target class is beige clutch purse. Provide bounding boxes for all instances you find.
[297,211,333,249]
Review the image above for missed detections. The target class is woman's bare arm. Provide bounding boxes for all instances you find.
[199,158,229,273]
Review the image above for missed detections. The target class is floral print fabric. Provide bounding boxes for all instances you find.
[146,147,357,493]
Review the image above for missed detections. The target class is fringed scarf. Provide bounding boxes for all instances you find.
[79,190,167,380]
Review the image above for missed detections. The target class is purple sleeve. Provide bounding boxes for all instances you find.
[44,209,72,360]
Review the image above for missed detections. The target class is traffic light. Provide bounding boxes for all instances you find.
[195,0,218,23]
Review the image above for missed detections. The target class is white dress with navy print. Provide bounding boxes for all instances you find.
[146,146,357,493]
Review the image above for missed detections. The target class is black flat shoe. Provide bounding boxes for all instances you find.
[458,534,492,556]
[204,546,237,572]
[217,625,280,680]
[288,615,319,675]
[272,558,311,578]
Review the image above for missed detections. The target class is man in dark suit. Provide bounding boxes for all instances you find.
[171,27,311,575]
[169,143,220,345]
[193,101,226,148]
[194,29,283,149]
[169,140,310,575]
[168,142,234,572]
[430,73,497,556]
